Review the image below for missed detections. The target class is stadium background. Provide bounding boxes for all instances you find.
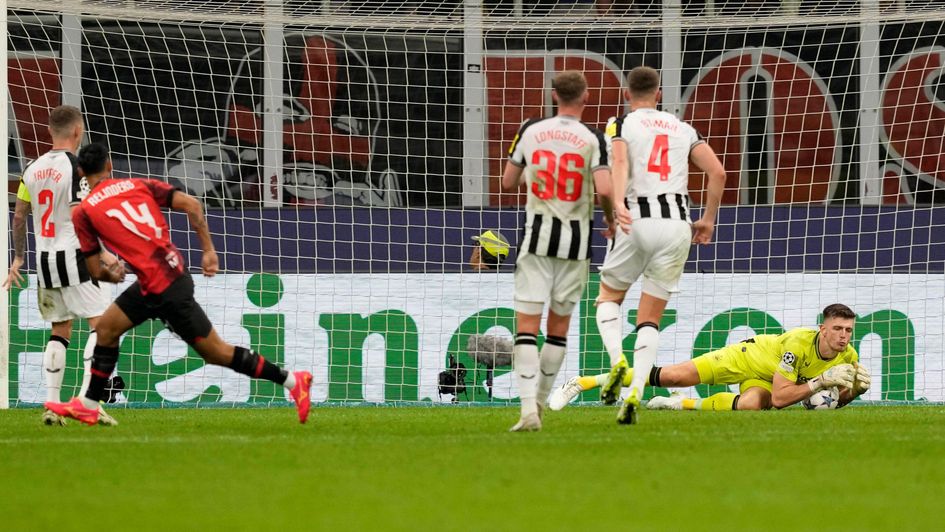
[5,12,944,406]
[9,19,945,206]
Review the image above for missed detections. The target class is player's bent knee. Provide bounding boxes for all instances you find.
[51,321,73,337]
[735,399,762,411]
[735,394,771,411]
[515,300,545,316]
[94,324,122,347]
[641,278,673,301]
[545,309,573,337]
[595,281,626,305]
[549,300,576,317]
[193,335,235,366]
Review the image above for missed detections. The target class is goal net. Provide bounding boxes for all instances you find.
[3,0,943,408]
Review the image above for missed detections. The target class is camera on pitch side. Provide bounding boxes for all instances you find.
[437,354,467,402]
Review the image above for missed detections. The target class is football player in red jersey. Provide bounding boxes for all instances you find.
[44,143,313,425]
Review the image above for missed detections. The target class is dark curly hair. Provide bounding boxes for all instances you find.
[77,142,110,176]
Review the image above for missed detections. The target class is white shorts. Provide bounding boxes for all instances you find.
[37,281,111,323]
[598,218,692,299]
[514,254,589,316]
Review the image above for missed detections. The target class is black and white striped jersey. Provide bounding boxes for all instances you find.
[606,108,704,222]
[20,150,91,288]
[508,115,608,260]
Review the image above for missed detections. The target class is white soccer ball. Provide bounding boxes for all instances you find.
[802,386,840,410]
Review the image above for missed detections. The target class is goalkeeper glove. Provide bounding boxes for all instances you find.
[852,363,871,395]
[808,363,855,393]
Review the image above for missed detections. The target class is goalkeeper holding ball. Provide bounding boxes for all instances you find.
[550,303,871,411]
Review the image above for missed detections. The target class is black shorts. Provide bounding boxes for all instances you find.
[114,273,213,345]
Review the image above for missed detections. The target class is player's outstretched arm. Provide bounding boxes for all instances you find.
[171,191,218,276]
[3,198,30,290]
[689,143,726,245]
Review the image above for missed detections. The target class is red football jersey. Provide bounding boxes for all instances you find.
[73,178,184,295]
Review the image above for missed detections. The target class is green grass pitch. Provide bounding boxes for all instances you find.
[2,405,943,531]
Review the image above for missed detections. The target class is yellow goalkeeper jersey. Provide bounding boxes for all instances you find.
[737,328,859,385]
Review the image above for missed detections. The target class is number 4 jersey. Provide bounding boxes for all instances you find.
[606,108,704,222]
[73,178,185,295]
[508,115,608,260]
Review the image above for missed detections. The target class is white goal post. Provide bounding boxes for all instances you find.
[3,0,944,407]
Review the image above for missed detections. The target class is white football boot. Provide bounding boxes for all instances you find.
[646,391,685,411]
[548,376,584,411]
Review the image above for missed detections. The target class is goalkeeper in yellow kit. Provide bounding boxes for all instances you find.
[549,303,871,411]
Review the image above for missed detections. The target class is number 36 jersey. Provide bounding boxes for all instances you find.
[606,108,704,222]
[508,115,608,260]
[73,178,184,295]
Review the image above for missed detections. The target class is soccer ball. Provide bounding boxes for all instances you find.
[802,386,840,410]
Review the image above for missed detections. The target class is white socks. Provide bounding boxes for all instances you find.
[596,301,624,367]
[79,332,97,399]
[537,337,567,407]
[629,324,660,394]
[514,334,540,417]
[76,332,102,410]
[43,338,68,403]
[282,371,297,390]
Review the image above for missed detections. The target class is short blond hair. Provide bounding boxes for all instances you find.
[48,105,83,139]
[552,70,588,104]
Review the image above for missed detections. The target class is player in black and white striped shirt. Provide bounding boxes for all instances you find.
[3,105,121,426]
[596,66,726,425]
[502,70,627,432]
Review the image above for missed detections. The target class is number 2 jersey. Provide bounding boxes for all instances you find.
[73,178,185,295]
[508,115,608,260]
[606,108,703,222]
[18,150,90,288]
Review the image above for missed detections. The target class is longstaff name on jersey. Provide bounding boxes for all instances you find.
[533,129,589,150]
